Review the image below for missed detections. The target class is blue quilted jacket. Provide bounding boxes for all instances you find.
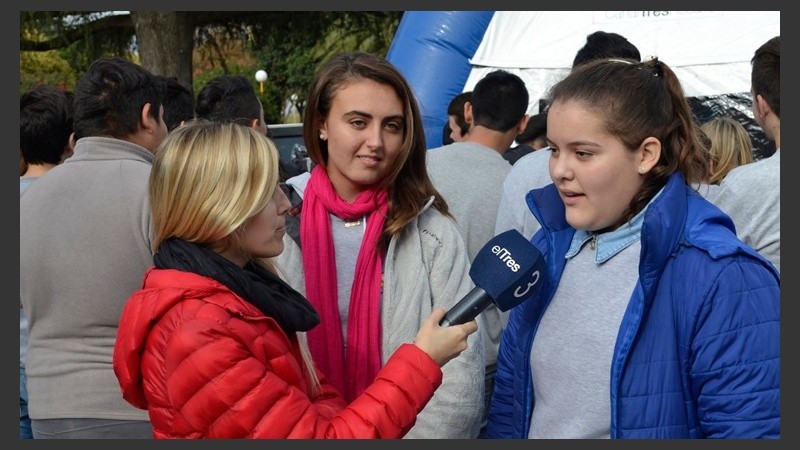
[485,173,780,438]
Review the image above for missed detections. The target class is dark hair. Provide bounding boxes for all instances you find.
[446,91,472,138]
[73,57,165,140]
[195,75,262,127]
[303,51,450,249]
[517,111,547,144]
[470,70,528,131]
[547,57,707,224]
[751,36,779,119]
[20,85,74,165]
[159,76,195,132]
[573,31,641,68]
[442,122,454,145]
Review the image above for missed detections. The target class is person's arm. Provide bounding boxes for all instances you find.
[403,217,486,439]
[160,305,473,439]
[494,154,548,241]
[494,170,523,236]
[692,258,779,438]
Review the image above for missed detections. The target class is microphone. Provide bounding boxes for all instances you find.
[440,229,546,326]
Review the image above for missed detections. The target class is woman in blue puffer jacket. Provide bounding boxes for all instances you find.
[485,57,779,439]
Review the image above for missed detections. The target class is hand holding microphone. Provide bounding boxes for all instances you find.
[440,229,547,326]
[411,229,545,367]
[413,308,478,367]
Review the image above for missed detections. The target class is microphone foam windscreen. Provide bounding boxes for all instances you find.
[469,229,546,311]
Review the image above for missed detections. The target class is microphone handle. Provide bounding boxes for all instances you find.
[440,287,493,327]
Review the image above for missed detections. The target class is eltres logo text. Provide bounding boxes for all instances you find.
[492,245,520,272]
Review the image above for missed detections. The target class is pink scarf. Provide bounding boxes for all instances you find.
[301,165,388,402]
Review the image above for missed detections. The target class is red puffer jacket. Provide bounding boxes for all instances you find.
[113,268,442,438]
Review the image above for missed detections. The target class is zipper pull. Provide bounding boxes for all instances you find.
[589,234,597,250]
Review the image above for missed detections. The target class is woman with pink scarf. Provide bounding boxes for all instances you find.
[277,52,486,439]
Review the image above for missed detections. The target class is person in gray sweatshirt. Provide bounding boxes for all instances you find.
[426,70,530,435]
[20,57,167,438]
[702,36,780,273]
[19,84,74,440]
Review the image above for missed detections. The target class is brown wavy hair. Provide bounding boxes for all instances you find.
[546,57,709,225]
[302,51,451,251]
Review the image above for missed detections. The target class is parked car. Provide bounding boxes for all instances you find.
[268,122,311,177]
[268,123,303,162]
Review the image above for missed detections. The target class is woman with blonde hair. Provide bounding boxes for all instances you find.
[112,120,477,439]
[701,115,754,184]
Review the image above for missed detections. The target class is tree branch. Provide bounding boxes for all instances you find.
[20,13,134,52]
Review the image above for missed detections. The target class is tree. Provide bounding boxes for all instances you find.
[20,11,402,122]
[20,11,246,88]
[20,11,137,91]
[131,12,194,87]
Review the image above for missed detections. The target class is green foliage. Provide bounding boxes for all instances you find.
[20,11,136,92]
[20,11,403,123]
[21,12,135,73]
[20,50,78,93]
[251,11,402,123]
[313,12,401,59]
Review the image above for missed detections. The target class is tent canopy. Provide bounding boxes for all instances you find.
[466,11,780,112]
[388,10,780,157]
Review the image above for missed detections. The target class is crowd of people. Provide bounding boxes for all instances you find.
[19,31,780,439]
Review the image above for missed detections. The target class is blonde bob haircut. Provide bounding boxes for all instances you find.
[149,119,280,255]
[149,120,322,393]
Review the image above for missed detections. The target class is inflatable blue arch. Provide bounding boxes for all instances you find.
[387,11,494,149]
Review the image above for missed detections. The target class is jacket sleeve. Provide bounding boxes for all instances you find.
[691,257,780,438]
[403,216,485,439]
[485,304,523,438]
[309,343,443,439]
[162,310,442,439]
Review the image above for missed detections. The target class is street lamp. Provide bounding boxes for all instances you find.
[255,70,268,95]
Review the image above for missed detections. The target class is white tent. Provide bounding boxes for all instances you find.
[463,11,780,115]
[388,11,780,156]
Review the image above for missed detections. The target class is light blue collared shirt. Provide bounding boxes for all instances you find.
[565,188,664,264]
